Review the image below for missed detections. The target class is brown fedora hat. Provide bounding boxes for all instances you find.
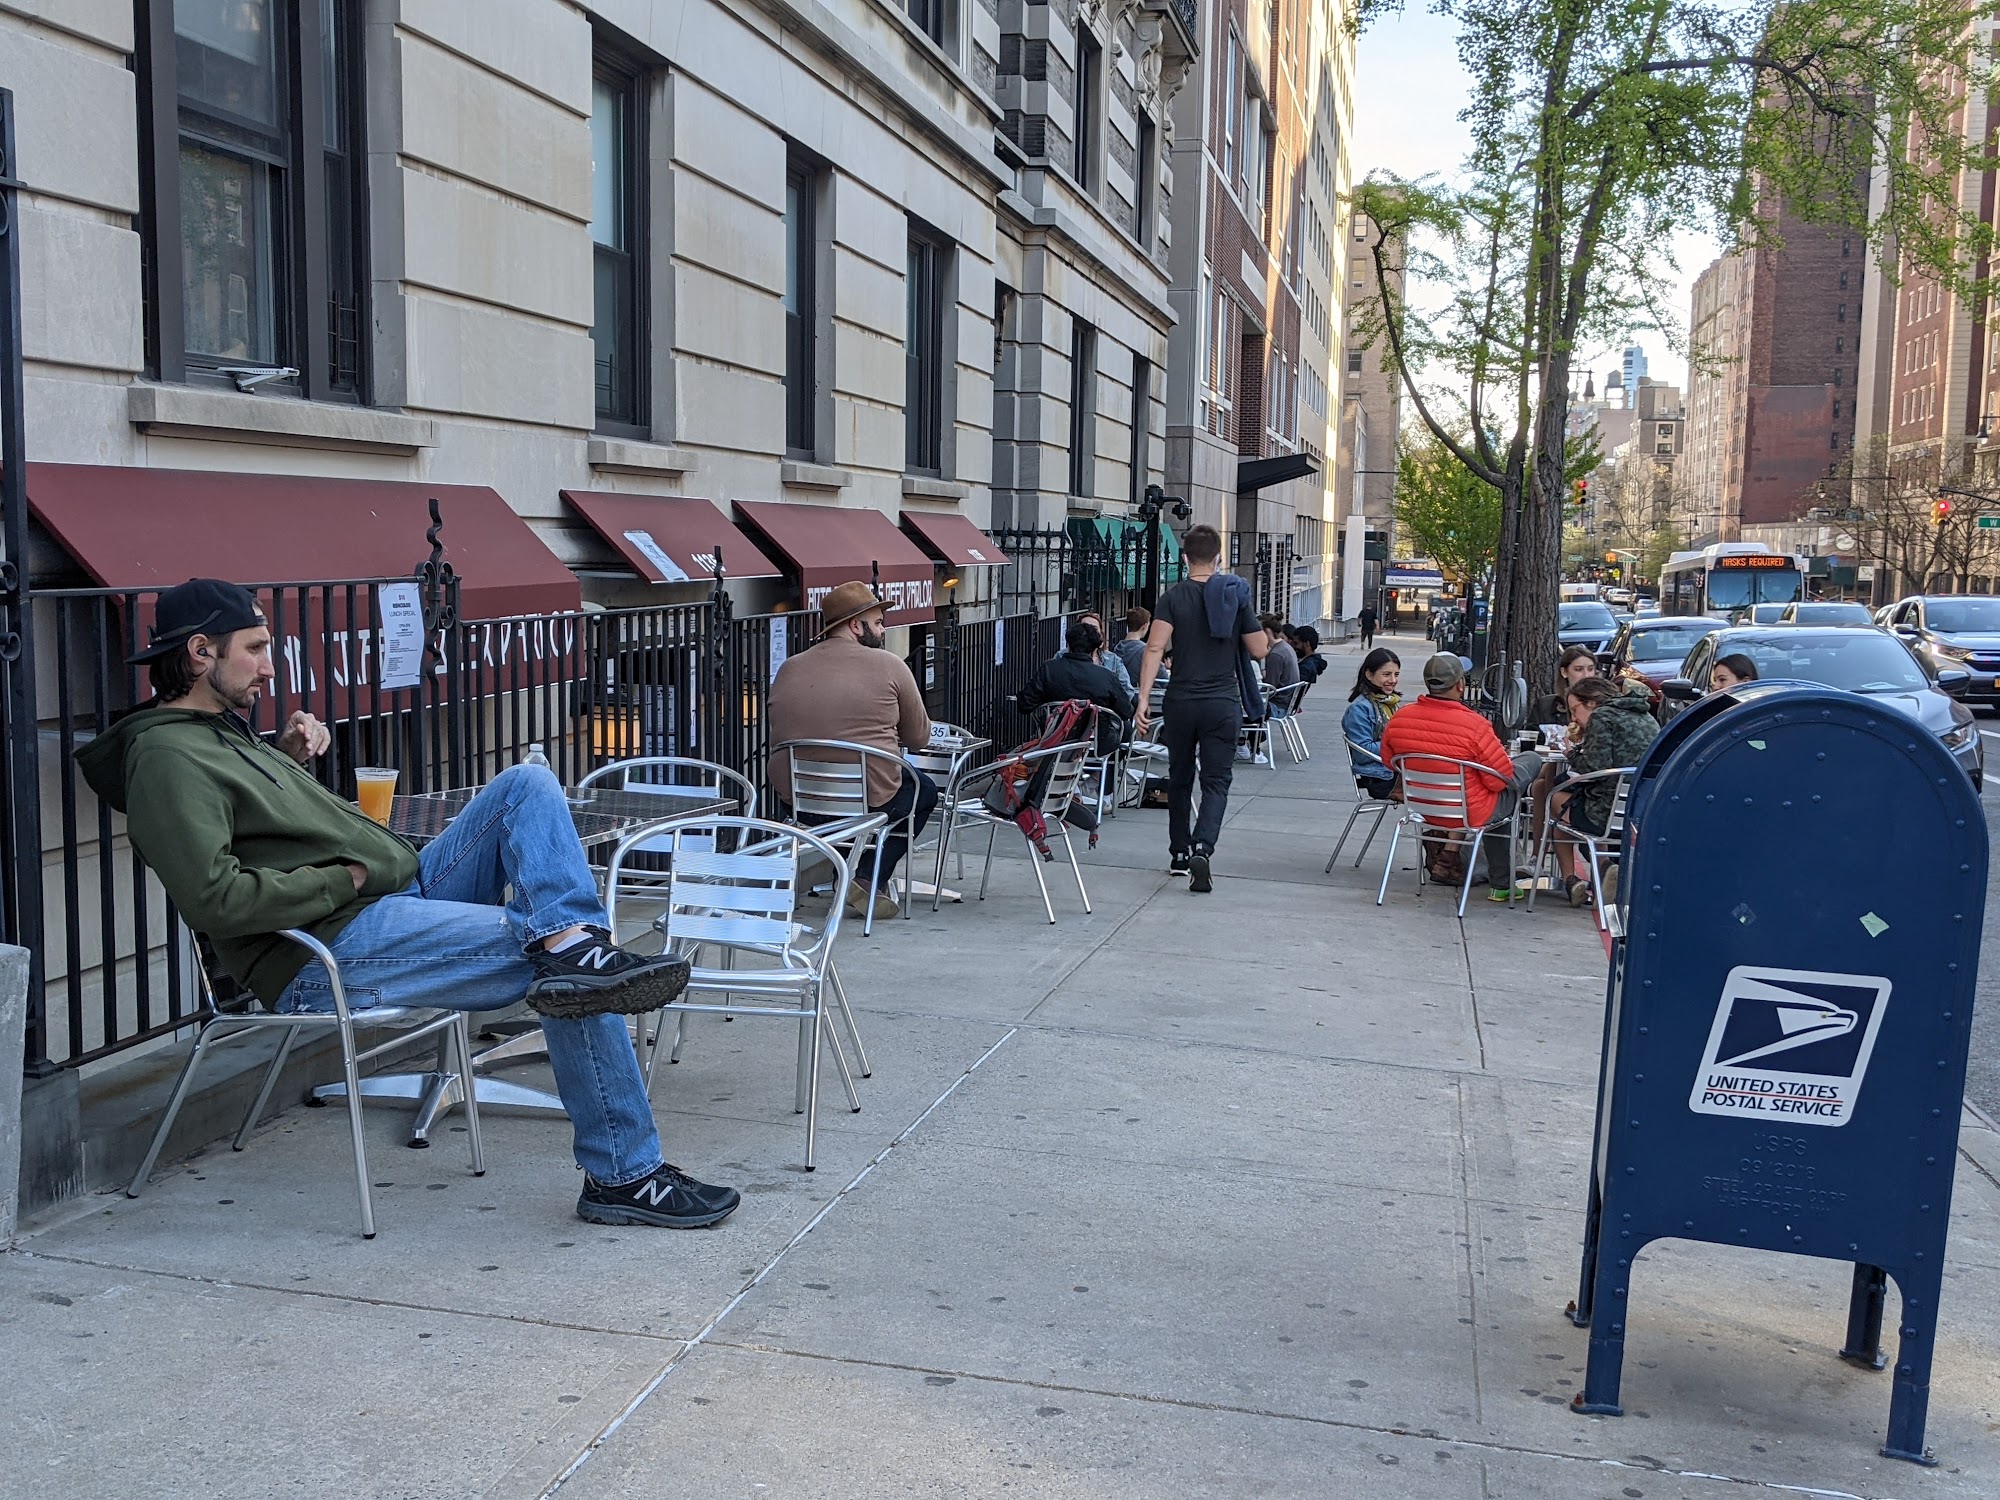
[818,580,881,635]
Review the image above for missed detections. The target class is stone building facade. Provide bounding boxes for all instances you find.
[2,0,1195,619]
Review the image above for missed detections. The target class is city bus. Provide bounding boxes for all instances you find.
[1657,543,1805,621]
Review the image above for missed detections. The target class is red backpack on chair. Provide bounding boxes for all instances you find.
[983,700,1104,856]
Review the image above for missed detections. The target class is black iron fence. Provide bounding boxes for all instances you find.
[992,523,1186,625]
[1230,531,1297,620]
[6,572,1044,1072]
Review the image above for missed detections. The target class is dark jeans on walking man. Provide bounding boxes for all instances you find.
[1163,697,1242,853]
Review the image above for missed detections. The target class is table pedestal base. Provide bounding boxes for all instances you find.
[310,1017,568,1147]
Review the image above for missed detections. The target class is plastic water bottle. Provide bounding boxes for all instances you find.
[523,743,550,769]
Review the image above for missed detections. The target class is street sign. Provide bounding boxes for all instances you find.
[1570,683,1986,1464]
[1977,515,2000,529]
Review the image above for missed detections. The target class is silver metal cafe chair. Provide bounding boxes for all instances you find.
[774,738,910,933]
[128,928,484,1239]
[1264,681,1310,763]
[1327,738,1397,872]
[578,755,758,910]
[937,740,1096,924]
[633,819,861,1171]
[1526,766,1634,930]
[1376,755,1516,917]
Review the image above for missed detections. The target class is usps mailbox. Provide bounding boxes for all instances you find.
[1570,682,1986,1463]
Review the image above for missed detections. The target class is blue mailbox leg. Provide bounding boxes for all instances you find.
[1572,1214,1638,1416]
[1879,1262,1943,1466]
[1569,1178,1603,1328]
[1838,1263,1888,1371]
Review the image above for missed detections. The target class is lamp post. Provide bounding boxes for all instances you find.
[1136,483,1191,610]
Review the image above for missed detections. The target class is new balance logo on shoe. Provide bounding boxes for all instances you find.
[633,1176,677,1207]
[572,944,620,971]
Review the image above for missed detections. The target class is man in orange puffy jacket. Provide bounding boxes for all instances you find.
[1379,653,1542,891]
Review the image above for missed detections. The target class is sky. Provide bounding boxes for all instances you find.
[1348,6,1721,396]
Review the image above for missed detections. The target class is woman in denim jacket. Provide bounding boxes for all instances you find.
[1342,647,1402,799]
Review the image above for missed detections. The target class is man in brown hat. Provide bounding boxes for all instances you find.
[768,580,936,919]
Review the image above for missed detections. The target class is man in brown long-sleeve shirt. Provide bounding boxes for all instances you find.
[768,580,936,919]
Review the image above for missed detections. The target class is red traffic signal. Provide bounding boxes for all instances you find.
[1933,497,1954,525]
[1573,479,1589,507]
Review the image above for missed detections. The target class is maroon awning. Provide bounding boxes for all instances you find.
[900,511,1009,568]
[734,501,937,626]
[561,491,782,584]
[26,463,580,620]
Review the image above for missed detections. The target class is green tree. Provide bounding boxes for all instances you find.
[1350,0,1994,695]
[1395,431,1503,585]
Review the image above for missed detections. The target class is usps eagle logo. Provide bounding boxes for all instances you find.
[1688,967,1892,1128]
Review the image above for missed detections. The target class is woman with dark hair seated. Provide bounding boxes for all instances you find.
[1710,653,1759,691]
[1341,647,1402,799]
[1549,675,1658,906]
[1532,645,1600,727]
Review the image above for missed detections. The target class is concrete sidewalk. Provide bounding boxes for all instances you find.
[6,630,1999,1499]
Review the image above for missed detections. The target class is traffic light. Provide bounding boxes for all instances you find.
[1573,479,1589,509]
[1933,497,1954,525]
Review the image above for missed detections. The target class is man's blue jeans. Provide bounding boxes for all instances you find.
[277,765,664,1186]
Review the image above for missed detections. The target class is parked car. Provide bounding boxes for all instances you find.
[1603,615,1728,690]
[1558,599,1621,654]
[1664,625,1983,789]
[1777,601,1875,626]
[1882,595,2000,708]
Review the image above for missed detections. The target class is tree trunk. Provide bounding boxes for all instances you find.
[1492,377,1569,700]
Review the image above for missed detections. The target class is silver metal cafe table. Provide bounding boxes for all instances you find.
[309,781,735,1146]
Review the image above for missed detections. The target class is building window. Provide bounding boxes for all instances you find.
[784,151,820,457]
[1129,353,1152,504]
[1347,347,1364,375]
[590,53,647,432]
[905,226,948,474]
[1222,31,1238,181]
[1068,318,1097,497]
[907,0,946,44]
[1135,114,1157,250]
[1073,24,1101,193]
[139,0,368,398]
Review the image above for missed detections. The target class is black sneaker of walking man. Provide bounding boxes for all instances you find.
[1188,843,1213,894]
[577,1162,742,1229]
[1168,850,1191,878]
[525,929,691,1019]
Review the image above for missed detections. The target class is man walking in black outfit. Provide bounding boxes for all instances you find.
[1134,525,1267,892]
[1358,603,1379,648]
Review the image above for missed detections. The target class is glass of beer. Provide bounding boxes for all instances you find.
[354,767,398,827]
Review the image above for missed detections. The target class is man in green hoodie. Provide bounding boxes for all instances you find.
[78,579,738,1230]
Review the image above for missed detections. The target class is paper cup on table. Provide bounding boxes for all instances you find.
[354,767,398,827]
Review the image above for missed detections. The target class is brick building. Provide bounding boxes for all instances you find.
[1681,192,1865,549]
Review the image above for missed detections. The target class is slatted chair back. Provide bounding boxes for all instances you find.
[777,740,898,822]
[660,820,845,968]
[1396,759,1475,826]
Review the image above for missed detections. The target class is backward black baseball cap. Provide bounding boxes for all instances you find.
[128,579,265,663]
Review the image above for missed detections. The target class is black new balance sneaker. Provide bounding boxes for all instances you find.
[1188,844,1213,894]
[525,930,690,1020]
[1168,851,1191,877]
[577,1162,741,1229]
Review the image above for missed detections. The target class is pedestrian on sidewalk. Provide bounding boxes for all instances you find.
[77,579,740,1231]
[1358,603,1379,647]
[1134,525,1268,892]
